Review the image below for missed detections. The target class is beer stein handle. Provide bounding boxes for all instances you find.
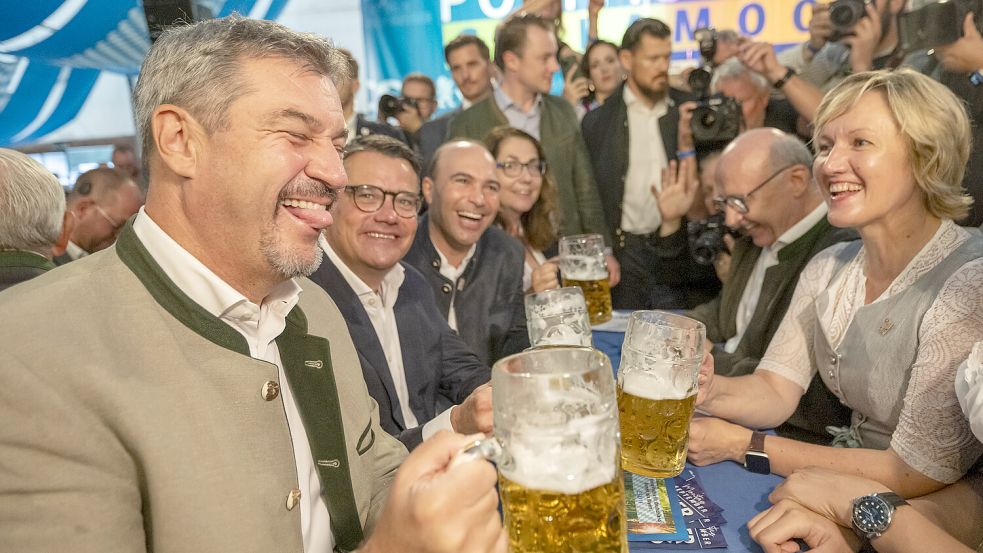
[448,437,506,470]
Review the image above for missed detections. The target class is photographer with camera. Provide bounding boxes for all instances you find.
[380,73,438,151]
[582,18,720,310]
[685,128,855,443]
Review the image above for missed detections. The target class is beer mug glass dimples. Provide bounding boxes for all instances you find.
[524,287,593,348]
[493,347,627,553]
[617,311,706,478]
[559,234,613,325]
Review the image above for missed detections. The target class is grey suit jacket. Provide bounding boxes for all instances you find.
[0,224,407,553]
[309,257,490,449]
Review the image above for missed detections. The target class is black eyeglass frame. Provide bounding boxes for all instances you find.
[712,164,799,215]
[495,159,548,178]
[344,184,422,219]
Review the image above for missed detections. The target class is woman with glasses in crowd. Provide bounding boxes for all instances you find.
[687,69,983,506]
[484,126,560,293]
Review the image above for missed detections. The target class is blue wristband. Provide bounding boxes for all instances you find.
[970,70,983,87]
[677,149,697,159]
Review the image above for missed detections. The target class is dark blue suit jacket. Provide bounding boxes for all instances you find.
[308,256,490,450]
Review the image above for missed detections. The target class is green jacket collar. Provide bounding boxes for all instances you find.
[0,250,56,272]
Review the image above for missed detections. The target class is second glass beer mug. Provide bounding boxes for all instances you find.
[493,347,627,552]
[618,311,706,478]
[558,233,612,325]
[524,286,593,348]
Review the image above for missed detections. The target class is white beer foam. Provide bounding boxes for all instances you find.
[621,368,693,401]
[560,254,607,281]
[500,412,618,494]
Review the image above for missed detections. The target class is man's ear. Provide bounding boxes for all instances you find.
[152,104,205,180]
[51,210,76,258]
[618,49,633,71]
[422,176,434,205]
[502,50,522,75]
[789,165,812,197]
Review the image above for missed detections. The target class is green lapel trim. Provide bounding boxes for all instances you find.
[0,250,56,272]
[278,309,364,551]
[777,217,832,263]
[115,220,249,355]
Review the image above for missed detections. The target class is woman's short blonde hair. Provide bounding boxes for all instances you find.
[812,68,972,220]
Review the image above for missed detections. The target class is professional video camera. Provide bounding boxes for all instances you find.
[828,0,873,42]
[378,94,422,119]
[687,66,742,149]
[688,212,739,266]
[899,0,982,52]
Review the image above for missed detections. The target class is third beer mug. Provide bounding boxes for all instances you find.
[559,234,612,325]
[492,347,626,552]
[618,311,705,478]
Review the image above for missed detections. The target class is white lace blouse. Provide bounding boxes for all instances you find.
[757,220,983,482]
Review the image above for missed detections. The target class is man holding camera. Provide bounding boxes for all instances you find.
[582,17,719,310]
[384,73,438,151]
[685,128,854,443]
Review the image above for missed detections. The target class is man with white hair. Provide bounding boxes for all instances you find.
[0,148,73,291]
[710,57,800,136]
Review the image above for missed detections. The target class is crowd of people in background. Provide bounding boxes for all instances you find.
[2,0,983,551]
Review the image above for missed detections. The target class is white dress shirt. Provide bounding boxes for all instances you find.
[132,208,333,553]
[65,240,88,260]
[436,244,477,332]
[621,85,669,235]
[322,238,454,438]
[725,203,827,353]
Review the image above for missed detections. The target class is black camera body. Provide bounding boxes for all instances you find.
[378,94,420,119]
[691,96,742,149]
[829,0,873,42]
[693,27,718,63]
[899,0,983,52]
[688,212,738,266]
[687,65,742,148]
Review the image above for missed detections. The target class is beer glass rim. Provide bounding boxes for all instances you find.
[628,310,706,333]
[493,346,610,378]
[523,286,587,308]
[559,233,604,245]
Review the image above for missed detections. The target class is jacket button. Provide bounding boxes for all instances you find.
[262,380,280,401]
[441,284,452,294]
[431,259,440,268]
[286,489,302,511]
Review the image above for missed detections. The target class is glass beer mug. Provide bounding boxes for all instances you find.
[558,234,612,325]
[618,311,706,478]
[524,287,593,348]
[463,347,627,552]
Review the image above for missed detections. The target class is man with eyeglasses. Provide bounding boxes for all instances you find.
[404,139,530,366]
[55,167,143,265]
[394,73,439,151]
[309,136,492,450]
[685,128,854,444]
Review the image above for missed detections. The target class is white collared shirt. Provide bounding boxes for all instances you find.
[622,85,669,235]
[132,208,333,553]
[493,85,542,140]
[725,203,828,353]
[321,238,454,438]
[436,244,477,332]
[65,240,89,260]
[345,112,357,145]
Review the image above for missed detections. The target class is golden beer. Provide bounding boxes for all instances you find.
[499,473,627,553]
[617,386,697,478]
[562,277,612,325]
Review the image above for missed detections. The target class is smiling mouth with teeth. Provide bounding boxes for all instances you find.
[828,183,864,199]
[458,211,483,221]
[281,198,328,210]
[366,232,396,240]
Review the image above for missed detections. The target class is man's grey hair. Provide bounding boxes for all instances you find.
[710,57,769,93]
[133,15,349,172]
[0,149,64,255]
[767,132,814,175]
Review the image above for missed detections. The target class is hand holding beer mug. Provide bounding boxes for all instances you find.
[559,234,613,325]
[618,311,706,478]
[461,347,627,552]
[524,287,593,348]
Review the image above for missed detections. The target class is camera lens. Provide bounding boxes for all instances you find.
[829,0,864,28]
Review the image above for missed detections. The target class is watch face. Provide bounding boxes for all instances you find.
[745,451,770,474]
[853,496,892,535]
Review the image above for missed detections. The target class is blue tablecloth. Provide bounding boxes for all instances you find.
[593,320,784,552]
